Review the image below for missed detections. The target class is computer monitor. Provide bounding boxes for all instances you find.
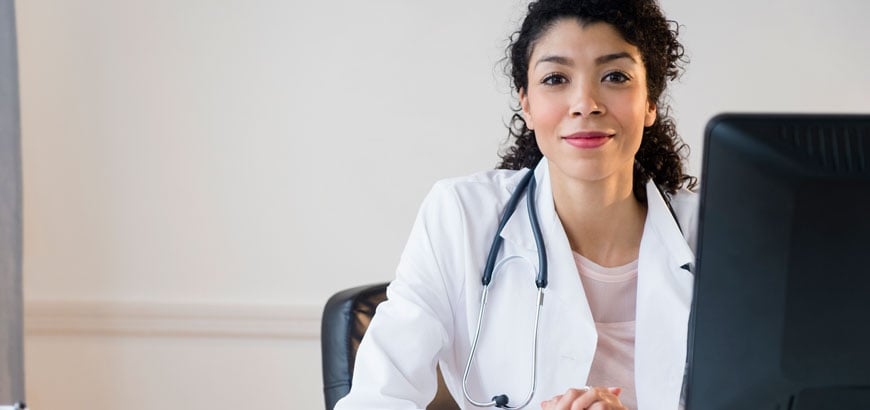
[686,113,870,409]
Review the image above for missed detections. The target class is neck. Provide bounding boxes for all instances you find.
[548,163,647,267]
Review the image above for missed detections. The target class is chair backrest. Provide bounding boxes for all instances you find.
[321,283,459,410]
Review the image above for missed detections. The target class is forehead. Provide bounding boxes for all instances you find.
[528,19,642,64]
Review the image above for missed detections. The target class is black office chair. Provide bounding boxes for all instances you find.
[321,282,460,410]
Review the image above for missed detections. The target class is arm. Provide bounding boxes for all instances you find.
[335,182,462,409]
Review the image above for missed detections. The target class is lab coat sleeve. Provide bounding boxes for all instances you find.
[334,181,464,410]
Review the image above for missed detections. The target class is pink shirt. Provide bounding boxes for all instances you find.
[574,253,638,410]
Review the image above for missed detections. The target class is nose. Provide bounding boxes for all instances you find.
[570,85,604,117]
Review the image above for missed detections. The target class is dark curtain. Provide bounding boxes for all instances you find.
[0,0,24,404]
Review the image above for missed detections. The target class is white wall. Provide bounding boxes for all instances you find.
[665,0,870,173]
[15,0,870,409]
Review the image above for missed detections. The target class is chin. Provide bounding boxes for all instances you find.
[549,158,633,186]
[556,163,611,182]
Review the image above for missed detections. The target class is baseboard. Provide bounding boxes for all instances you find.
[24,300,321,340]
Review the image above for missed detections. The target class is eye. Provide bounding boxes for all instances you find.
[602,71,630,83]
[541,73,568,86]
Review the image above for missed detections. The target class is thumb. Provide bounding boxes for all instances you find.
[608,387,622,396]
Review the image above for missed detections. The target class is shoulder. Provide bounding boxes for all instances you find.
[409,168,528,242]
[424,168,527,210]
[398,168,528,290]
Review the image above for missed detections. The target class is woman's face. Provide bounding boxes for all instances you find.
[520,19,655,187]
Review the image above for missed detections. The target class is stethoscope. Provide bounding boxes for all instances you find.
[460,165,685,409]
[462,167,546,409]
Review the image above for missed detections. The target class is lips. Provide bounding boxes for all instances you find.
[562,131,613,149]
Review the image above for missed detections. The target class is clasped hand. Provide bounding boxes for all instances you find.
[540,386,626,410]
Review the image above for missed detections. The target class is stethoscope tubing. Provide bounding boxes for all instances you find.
[462,285,544,409]
[481,169,536,286]
[526,176,548,289]
[462,167,548,409]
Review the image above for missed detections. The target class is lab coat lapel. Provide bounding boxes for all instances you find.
[497,159,597,393]
[635,182,695,410]
[498,159,591,319]
[497,162,543,255]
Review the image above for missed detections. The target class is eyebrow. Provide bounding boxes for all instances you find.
[595,52,637,65]
[534,51,638,68]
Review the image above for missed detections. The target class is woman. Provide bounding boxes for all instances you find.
[335,0,697,409]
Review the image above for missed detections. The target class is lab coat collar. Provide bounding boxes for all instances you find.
[644,181,695,272]
[499,158,557,254]
[499,159,693,272]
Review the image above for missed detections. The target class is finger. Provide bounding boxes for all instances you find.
[541,394,564,410]
[570,386,626,410]
[555,388,587,410]
[589,397,625,410]
[566,387,600,410]
[570,399,586,410]
[587,401,609,410]
[590,387,626,410]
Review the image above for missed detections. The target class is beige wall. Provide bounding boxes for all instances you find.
[16,0,870,408]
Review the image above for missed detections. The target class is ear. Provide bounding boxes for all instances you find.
[644,101,657,127]
[519,88,534,130]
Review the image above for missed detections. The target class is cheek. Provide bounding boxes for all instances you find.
[528,95,565,132]
[618,94,651,129]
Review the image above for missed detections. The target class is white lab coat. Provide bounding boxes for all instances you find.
[335,158,698,410]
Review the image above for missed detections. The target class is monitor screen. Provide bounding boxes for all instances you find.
[686,113,870,409]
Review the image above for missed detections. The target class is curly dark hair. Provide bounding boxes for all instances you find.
[498,0,697,202]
